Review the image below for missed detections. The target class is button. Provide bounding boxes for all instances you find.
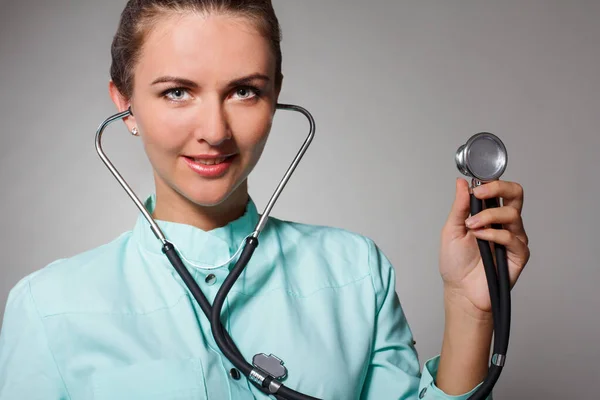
[230,368,241,380]
[205,274,217,286]
[419,387,427,398]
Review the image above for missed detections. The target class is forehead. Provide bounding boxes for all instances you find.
[136,12,275,82]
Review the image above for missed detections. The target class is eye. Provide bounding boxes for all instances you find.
[163,88,192,102]
[232,86,260,100]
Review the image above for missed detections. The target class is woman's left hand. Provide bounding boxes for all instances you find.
[439,178,531,317]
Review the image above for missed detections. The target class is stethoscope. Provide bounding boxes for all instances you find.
[455,132,511,400]
[95,103,510,400]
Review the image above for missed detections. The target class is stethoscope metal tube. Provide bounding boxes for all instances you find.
[456,133,511,400]
[96,103,320,400]
[95,108,168,245]
[252,104,316,238]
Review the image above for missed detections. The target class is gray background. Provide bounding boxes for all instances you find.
[1,0,598,398]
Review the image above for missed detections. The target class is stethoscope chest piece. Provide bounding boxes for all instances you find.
[456,132,508,182]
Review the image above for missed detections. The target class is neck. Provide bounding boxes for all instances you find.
[151,181,249,232]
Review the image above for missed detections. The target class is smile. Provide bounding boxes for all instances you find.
[182,155,236,178]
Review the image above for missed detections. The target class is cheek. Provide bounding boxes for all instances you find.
[231,110,272,160]
[137,108,195,156]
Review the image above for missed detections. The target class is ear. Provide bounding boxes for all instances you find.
[108,80,136,132]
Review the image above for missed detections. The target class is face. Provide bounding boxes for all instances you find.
[115,12,279,207]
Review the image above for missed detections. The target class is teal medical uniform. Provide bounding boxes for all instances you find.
[0,195,491,399]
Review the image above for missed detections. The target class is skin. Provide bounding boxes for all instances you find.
[109,12,281,230]
[109,11,531,396]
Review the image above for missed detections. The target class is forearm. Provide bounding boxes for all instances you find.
[436,289,494,395]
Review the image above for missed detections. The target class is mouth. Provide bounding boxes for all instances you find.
[182,154,238,178]
[185,156,233,165]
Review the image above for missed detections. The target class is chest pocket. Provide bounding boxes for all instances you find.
[91,357,207,400]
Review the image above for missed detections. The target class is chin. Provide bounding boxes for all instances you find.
[180,179,243,208]
[184,189,231,208]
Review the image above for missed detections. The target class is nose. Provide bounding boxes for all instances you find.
[193,96,232,146]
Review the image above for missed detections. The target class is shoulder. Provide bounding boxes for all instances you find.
[264,216,394,294]
[268,216,375,253]
[6,231,134,318]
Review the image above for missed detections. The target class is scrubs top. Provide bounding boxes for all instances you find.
[0,195,491,400]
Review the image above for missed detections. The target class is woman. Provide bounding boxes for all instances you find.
[0,1,530,399]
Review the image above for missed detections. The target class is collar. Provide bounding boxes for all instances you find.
[132,194,260,269]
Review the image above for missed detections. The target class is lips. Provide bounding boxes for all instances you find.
[182,154,236,178]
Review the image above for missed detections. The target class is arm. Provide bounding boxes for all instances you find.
[436,290,493,394]
[0,278,70,400]
[359,239,421,399]
[434,178,530,397]
[360,239,492,400]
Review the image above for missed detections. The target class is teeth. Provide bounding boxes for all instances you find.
[194,157,227,165]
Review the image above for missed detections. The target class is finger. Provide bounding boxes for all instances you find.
[472,228,530,289]
[471,228,530,267]
[473,181,524,213]
[446,178,472,231]
[466,206,519,228]
[466,207,528,245]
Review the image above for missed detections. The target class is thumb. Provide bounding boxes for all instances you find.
[446,178,472,230]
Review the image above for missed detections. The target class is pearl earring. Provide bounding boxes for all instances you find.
[130,127,139,136]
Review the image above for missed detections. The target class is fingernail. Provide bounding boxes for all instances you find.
[474,186,486,196]
[465,217,478,227]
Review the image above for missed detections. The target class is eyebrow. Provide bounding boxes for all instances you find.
[151,73,270,87]
[151,76,198,87]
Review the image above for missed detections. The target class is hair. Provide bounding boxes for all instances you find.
[110,0,283,100]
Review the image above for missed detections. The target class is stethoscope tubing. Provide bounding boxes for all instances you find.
[96,103,319,399]
[465,194,511,400]
[95,104,510,400]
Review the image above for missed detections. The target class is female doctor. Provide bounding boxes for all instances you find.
[0,0,530,399]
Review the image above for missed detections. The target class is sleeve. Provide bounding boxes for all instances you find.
[359,239,492,400]
[0,278,70,400]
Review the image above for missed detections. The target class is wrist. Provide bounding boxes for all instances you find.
[443,286,494,324]
[442,292,493,356]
